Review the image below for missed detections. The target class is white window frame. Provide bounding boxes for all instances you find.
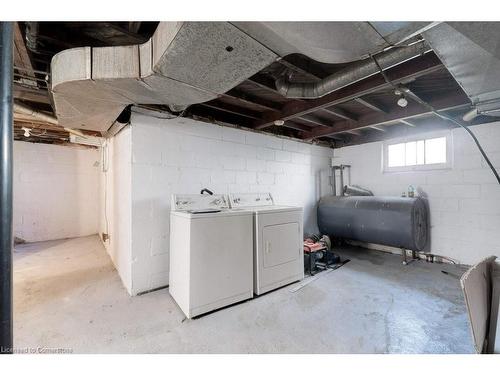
[382,130,453,173]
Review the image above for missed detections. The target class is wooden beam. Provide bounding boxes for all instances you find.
[399,119,416,127]
[295,115,334,128]
[190,105,256,128]
[354,97,389,113]
[220,90,281,113]
[281,121,312,132]
[253,52,443,130]
[200,101,263,120]
[13,84,50,104]
[346,129,362,136]
[339,116,456,147]
[247,76,359,124]
[370,125,386,132]
[320,106,359,121]
[13,22,35,80]
[248,75,361,126]
[301,92,470,140]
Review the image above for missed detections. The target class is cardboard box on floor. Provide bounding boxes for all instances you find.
[461,256,500,353]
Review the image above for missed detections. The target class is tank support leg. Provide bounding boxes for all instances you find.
[402,248,418,265]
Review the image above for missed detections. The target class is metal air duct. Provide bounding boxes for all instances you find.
[50,22,278,131]
[424,22,500,118]
[275,40,430,99]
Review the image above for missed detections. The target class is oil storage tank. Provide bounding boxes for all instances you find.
[317,196,428,252]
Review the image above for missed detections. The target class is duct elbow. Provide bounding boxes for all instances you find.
[275,77,289,96]
[275,77,322,99]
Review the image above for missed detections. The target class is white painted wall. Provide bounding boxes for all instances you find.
[99,127,133,294]
[128,112,333,295]
[13,141,100,242]
[333,122,500,265]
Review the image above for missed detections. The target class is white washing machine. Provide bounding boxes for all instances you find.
[169,194,254,318]
[228,193,304,295]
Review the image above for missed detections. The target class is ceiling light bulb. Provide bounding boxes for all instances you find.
[397,97,408,108]
[22,127,31,137]
[273,120,284,126]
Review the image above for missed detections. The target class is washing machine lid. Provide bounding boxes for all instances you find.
[171,208,252,219]
[229,193,303,213]
[172,194,229,212]
[228,193,274,208]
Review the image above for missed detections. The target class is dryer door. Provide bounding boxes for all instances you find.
[262,222,300,268]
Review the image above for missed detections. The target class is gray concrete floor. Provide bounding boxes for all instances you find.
[13,235,474,353]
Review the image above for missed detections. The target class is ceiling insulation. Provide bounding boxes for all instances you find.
[424,22,500,118]
[231,22,435,63]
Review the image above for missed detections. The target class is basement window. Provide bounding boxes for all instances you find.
[383,132,452,172]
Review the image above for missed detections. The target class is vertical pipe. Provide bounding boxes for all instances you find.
[0,22,13,354]
[339,165,344,196]
[331,166,336,196]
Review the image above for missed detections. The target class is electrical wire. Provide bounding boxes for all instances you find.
[403,90,500,185]
[371,55,500,185]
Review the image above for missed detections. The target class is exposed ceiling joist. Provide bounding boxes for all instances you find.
[280,121,312,132]
[399,119,416,127]
[354,97,389,113]
[370,125,387,132]
[200,101,263,120]
[253,52,444,130]
[346,129,362,136]
[13,84,50,104]
[340,114,498,148]
[13,22,35,80]
[247,76,357,123]
[301,92,470,140]
[320,106,359,121]
[296,115,334,128]
[220,91,281,113]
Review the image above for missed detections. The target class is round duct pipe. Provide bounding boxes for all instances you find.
[275,40,430,99]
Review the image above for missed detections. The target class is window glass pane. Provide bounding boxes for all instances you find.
[388,143,405,167]
[405,141,417,166]
[416,140,425,165]
[425,137,446,164]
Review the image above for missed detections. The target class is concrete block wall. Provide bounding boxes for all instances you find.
[99,127,133,294]
[129,112,333,295]
[333,122,500,265]
[13,141,100,242]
